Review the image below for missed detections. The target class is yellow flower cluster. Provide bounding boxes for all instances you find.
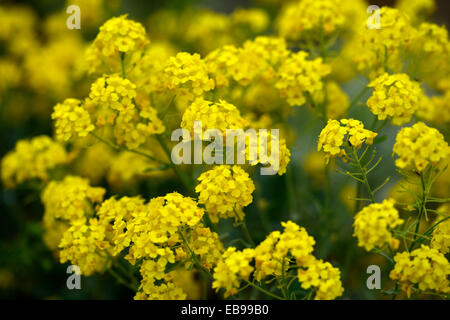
[93,193,223,300]
[298,257,344,300]
[353,199,404,251]
[367,73,423,125]
[245,131,291,175]
[396,0,436,25]
[41,176,106,250]
[390,245,450,296]
[431,205,450,254]
[195,165,255,223]
[430,90,450,126]
[187,227,224,271]
[163,52,214,100]
[231,8,269,34]
[101,193,205,264]
[317,119,377,163]
[85,15,149,74]
[59,218,111,276]
[1,135,68,188]
[212,221,343,300]
[86,74,165,149]
[181,98,248,139]
[206,36,289,87]
[52,98,94,141]
[393,122,450,172]
[276,51,331,107]
[277,0,346,40]
[135,259,186,300]
[353,8,414,79]
[88,74,137,116]
[212,247,255,297]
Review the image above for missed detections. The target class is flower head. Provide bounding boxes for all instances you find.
[393,122,449,172]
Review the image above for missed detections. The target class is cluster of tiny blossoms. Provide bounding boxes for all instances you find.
[1,135,68,188]
[367,73,424,125]
[393,122,449,172]
[52,98,94,141]
[85,15,149,74]
[390,245,450,297]
[275,51,330,107]
[353,199,404,252]
[213,221,344,300]
[317,119,377,163]
[195,165,255,223]
[431,205,450,254]
[181,98,248,139]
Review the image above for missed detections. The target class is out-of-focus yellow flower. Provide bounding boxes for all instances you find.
[396,0,436,26]
[431,205,450,254]
[1,136,68,188]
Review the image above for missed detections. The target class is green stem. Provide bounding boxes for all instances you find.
[233,209,256,247]
[351,148,375,204]
[409,172,428,251]
[90,132,167,164]
[349,86,370,111]
[178,228,213,280]
[108,268,138,292]
[243,280,284,300]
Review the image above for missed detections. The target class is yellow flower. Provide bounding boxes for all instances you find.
[298,257,344,300]
[317,119,377,163]
[430,90,450,126]
[277,0,346,40]
[276,51,330,107]
[231,8,269,33]
[135,258,186,300]
[206,37,289,87]
[164,52,214,100]
[181,98,248,139]
[396,0,436,25]
[98,192,204,264]
[367,73,423,125]
[431,205,450,254]
[353,199,404,251]
[88,74,136,116]
[1,135,68,188]
[245,131,291,176]
[52,98,94,141]
[212,247,255,297]
[41,176,105,250]
[195,165,255,223]
[353,8,414,79]
[85,15,149,74]
[390,245,450,296]
[393,122,450,172]
[186,227,224,271]
[59,218,111,276]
